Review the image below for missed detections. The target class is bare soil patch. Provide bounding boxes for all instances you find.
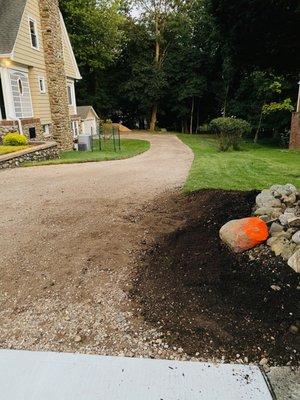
[132,189,299,366]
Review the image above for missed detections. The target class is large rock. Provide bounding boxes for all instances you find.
[282,193,297,207]
[220,217,269,253]
[254,207,282,218]
[270,184,298,198]
[269,222,284,236]
[279,210,297,226]
[288,249,300,273]
[256,190,282,208]
[292,231,300,245]
[267,236,292,257]
[288,217,300,228]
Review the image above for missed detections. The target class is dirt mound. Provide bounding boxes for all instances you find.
[112,123,132,132]
[132,189,299,365]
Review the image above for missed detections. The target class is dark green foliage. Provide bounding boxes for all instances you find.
[209,117,252,151]
[205,0,300,74]
[59,0,299,143]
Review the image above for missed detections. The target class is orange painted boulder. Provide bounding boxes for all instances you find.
[219,217,269,253]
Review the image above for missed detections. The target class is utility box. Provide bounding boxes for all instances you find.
[78,134,92,151]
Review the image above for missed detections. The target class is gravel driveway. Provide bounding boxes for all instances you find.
[0,133,193,357]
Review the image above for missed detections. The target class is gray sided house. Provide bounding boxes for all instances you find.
[0,0,82,149]
[77,106,99,137]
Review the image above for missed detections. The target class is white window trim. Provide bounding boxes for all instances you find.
[67,84,73,106]
[71,120,79,137]
[67,81,76,109]
[0,67,16,119]
[38,76,46,94]
[28,17,40,51]
[43,124,51,137]
[67,83,75,106]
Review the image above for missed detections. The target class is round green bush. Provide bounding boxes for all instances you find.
[3,132,28,146]
[209,117,252,151]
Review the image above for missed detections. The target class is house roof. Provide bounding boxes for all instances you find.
[77,106,99,120]
[0,0,27,55]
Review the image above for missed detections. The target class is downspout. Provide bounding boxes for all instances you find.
[17,119,23,134]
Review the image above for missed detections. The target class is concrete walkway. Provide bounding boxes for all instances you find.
[0,350,274,399]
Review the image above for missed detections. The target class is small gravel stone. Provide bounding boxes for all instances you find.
[259,358,269,366]
[288,325,299,335]
[74,335,82,343]
[270,285,281,292]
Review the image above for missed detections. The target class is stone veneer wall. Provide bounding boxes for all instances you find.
[0,142,59,169]
[290,112,300,150]
[39,0,73,150]
[0,119,44,141]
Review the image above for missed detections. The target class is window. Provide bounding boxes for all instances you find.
[38,77,46,94]
[29,127,36,139]
[71,121,79,137]
[43,124,51,137]
[29,18,39,50]
[10,70,33,118]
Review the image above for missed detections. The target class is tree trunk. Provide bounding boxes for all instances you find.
[189,96,195,134]
[149,17,160,133]
[150,104,158,132]
[254,98,266,143]
[196,100,200,133]
[184,119,188,133]
[254,109,263,143]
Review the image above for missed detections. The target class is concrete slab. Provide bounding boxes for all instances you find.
[267,367,300,400]
[0,350,274,399]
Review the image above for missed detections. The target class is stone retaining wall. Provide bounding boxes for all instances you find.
[0,142,59,169]
[0,118,44,141]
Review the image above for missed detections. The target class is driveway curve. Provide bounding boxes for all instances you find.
[0,133,193,356]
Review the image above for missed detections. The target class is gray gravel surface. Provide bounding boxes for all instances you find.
[0,133,193,360]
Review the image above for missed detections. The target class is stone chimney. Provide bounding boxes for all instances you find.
[39,0,73,150]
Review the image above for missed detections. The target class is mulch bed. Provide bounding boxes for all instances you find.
[132,189,299,365]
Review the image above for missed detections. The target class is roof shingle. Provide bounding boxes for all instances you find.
[77,106,99,120]
[0,0,28,55]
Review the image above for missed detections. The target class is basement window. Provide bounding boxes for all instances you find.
[29,18,39,50]
[43,124,51,137]
[29,127,36,140]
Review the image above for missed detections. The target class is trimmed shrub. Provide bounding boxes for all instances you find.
[197,123,211,135]
[273,129,290,148]
[209,117,252,151]
[3,132,28,146]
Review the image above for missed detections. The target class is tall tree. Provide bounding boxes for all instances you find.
[205,0,300,74]
[59,0,125,113]
[137,0,178,131]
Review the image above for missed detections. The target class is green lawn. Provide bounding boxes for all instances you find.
[24,139,150,166]
[178,134,300,192]
[0,145,30,155]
